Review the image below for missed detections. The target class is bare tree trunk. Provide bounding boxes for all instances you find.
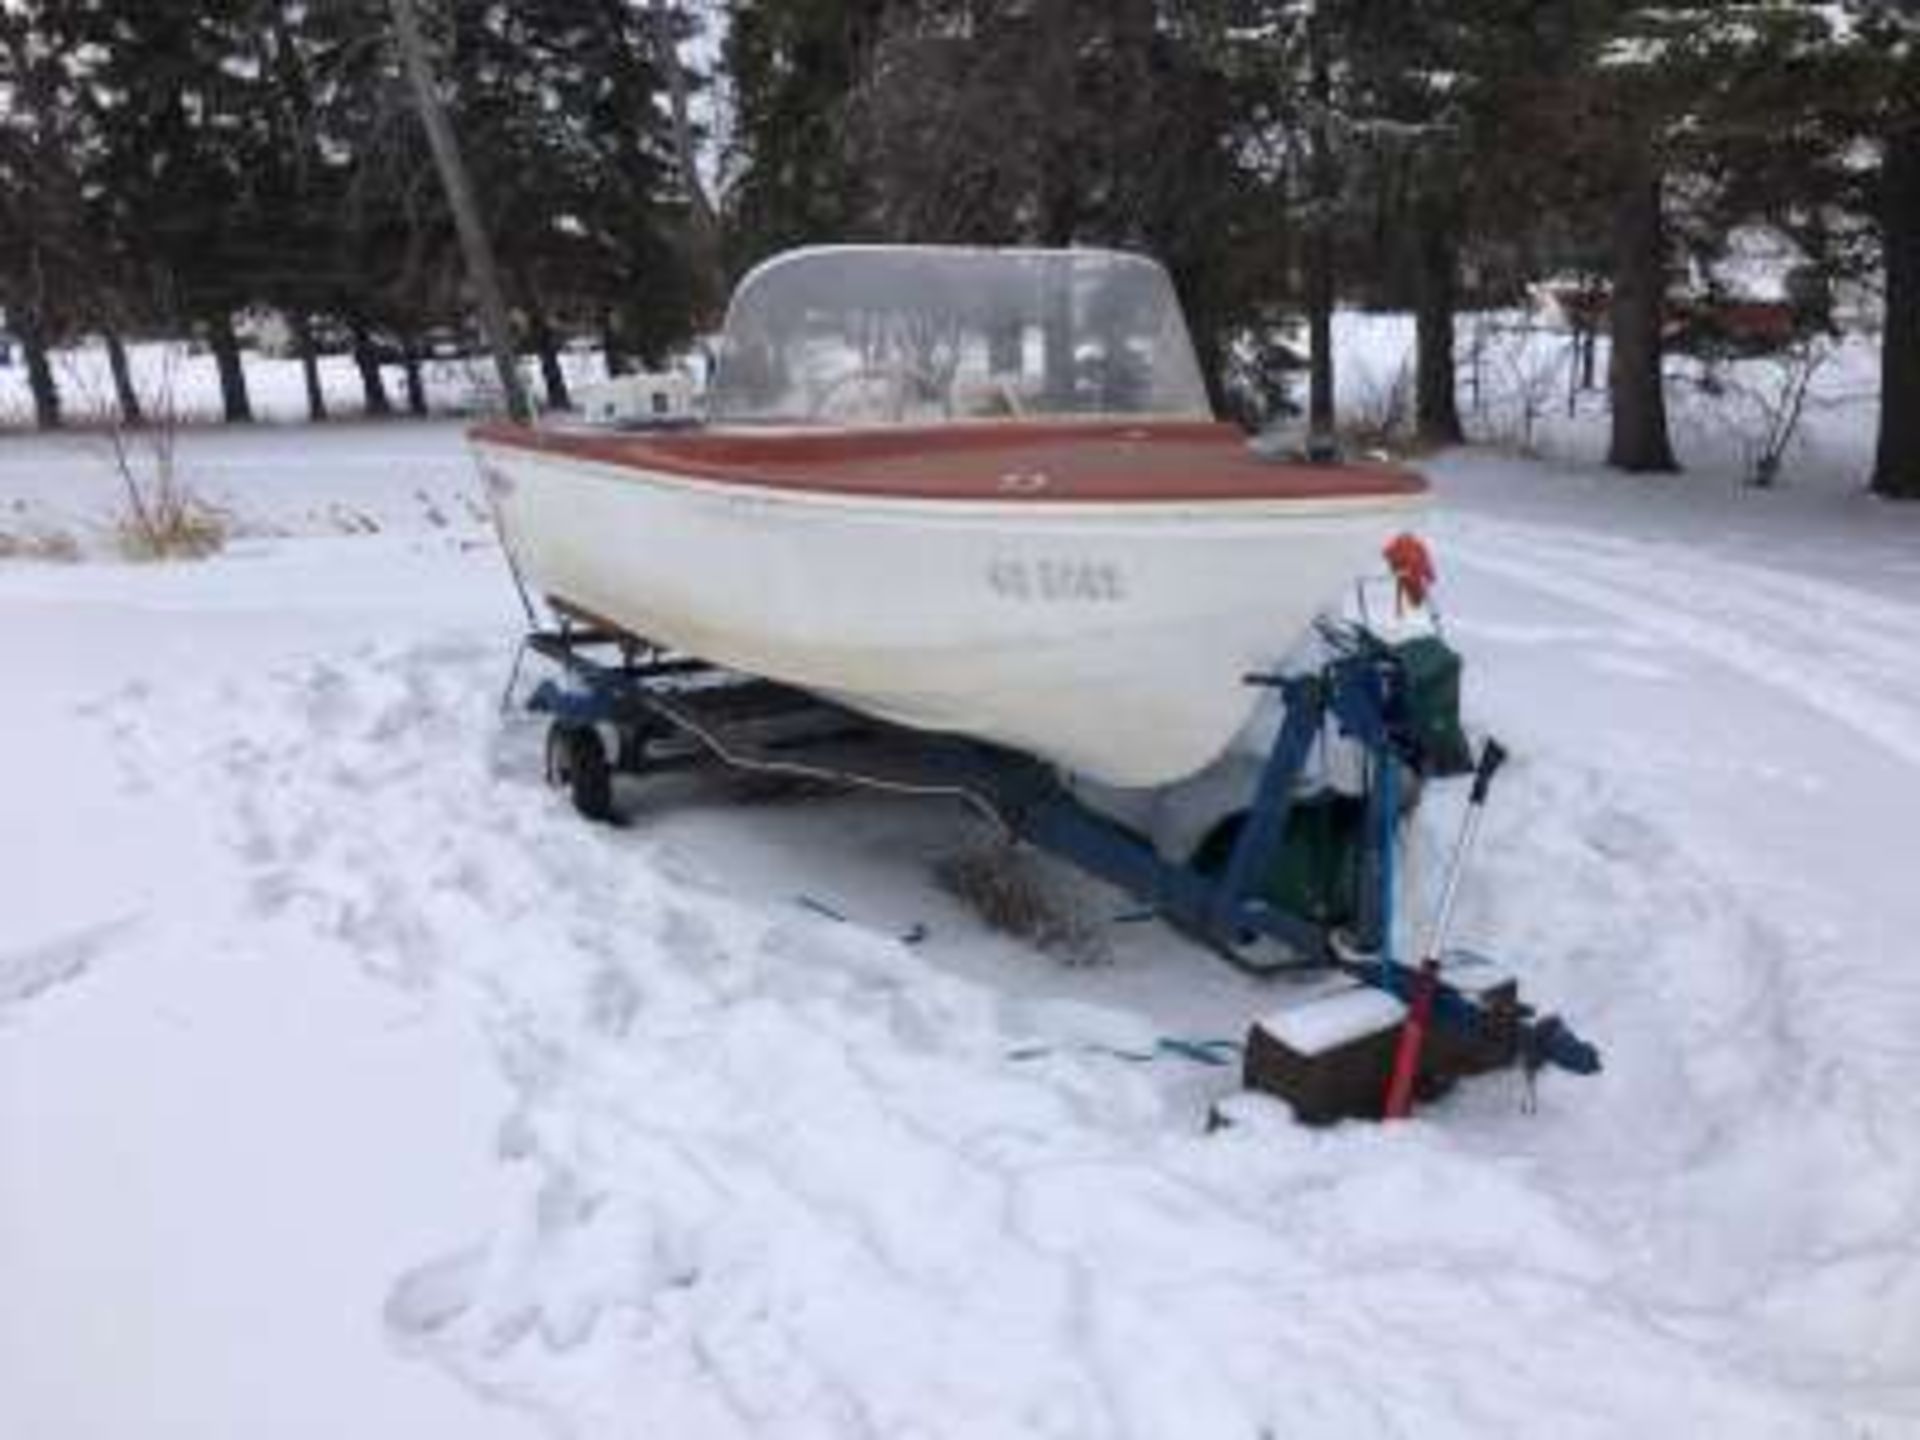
[1306,19,1336,437]
[1414,197,1463,446]
[1307,240,1335,435]
[103,328,143,426]
[206,311,254,424]
[1873,122,1919,500]
[19,314,60,430]
[1605,144,1677,473]
[402,346,428,416]
[1036,0,1080,252]
[602,309,631,377]
[350,317,392,416]
[1579,299,1599,392]
[527,306,571,411]
[391,0,531,424]
[291,313,328,422]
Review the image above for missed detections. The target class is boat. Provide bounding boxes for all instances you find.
[470,245,1427,788]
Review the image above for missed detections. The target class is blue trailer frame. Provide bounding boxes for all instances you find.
[518,620,1599,1080]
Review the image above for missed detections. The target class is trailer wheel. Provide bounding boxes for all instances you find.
[546,721,614,823]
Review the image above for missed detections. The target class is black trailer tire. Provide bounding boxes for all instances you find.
[546,721,615,823]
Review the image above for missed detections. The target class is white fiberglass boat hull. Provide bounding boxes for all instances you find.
[475,436,1424,788]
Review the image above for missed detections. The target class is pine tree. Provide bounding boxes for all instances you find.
[835,2,1254,385]
[414,0,692,404]
[724,0,888,263]
[1312,0,1480,444]
[1853,2,1920,499]
[0,2,75,428]
[1589,1,1918,494]
[1529,3,1872,474]
[49,2,281,423]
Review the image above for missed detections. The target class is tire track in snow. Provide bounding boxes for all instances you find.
[1445,515,1920,772]
[1470,520,1920,662]
[1440,516,1920,1391]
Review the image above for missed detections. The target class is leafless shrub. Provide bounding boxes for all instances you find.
[1466,310,1570,455]
[1340,357,1413,451]
[63,342,227,560]
[934,841,1106,964]
[1712,335,1835,488]
[112,489,228,560]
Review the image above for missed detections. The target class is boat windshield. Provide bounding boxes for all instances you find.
[709,246,1212,426]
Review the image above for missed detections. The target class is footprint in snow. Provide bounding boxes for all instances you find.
[385,1245,486,1339]
[0,914,141,1012]
[1580,805,1672,866]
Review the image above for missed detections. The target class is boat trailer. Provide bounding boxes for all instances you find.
[515,617,1600,1122]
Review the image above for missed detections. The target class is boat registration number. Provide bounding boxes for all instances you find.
[987,558,1126,603]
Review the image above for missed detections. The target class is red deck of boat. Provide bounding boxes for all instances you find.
[470,419,1426,504]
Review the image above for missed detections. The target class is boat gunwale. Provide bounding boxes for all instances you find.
[474,437,1428,523]
[469,418,1427,507]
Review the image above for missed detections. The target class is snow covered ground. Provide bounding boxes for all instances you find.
[2,404,1918,1436]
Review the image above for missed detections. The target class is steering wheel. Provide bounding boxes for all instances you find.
[809,362,949,422]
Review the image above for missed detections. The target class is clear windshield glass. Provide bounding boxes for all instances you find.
[709,246,1212,426]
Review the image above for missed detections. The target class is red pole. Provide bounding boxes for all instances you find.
[1383,739,1506,1120]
